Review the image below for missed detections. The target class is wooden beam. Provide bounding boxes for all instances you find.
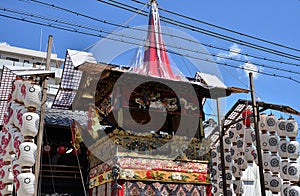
[34,35,53,196]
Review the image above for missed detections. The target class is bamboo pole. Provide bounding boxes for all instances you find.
[34,35,53,196]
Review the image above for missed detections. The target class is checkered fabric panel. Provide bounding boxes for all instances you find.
[52,51,82,109]
[0,66,16,125]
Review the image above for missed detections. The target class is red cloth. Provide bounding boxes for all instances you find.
[139,1,175,80]
[111,180,124,196]
[206,184,212,196]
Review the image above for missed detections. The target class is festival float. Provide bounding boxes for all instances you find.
[0,0,298,196]
[51,0,248,195]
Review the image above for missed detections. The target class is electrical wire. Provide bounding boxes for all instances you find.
[99,0,300,61]
[1,11,299,85]
[163,20,194,77]
[131,0,300,54]
[1,7,300,77]
[220,66,249,89]
[107,0,148,35]
[17,0,300,68]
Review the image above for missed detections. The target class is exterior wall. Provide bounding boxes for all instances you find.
[0,44,64,107]
[0,44,63,67]
[0,51,62,68]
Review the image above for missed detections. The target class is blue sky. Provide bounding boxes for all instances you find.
[1,0,300,123]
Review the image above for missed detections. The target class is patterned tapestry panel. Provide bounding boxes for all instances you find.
[89,181,208,196]
[124,181,206,196]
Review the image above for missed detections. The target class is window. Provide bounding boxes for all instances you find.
[35,62,46,66]
[24,60,30,64]
[6,57,19,62]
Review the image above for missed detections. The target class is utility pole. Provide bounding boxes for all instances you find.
[249,72,266,196]
[34,35,53,196]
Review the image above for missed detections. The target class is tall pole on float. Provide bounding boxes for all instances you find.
[217,98,227,196]
[34,35,53,196]
[249,72,266,196]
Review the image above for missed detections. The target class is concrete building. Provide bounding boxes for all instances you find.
[0,43,63,68]
[0,43,64,107]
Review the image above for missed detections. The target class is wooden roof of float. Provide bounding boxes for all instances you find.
[74,62,249,101]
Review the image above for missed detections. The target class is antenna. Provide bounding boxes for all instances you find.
[39,28,43,51]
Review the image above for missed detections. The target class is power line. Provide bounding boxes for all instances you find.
[1,12,299,85]
[19,0,300,68]
[2,7,300,76]
[203,43,300,68]
[131,0,300,54]
[0,13,106,39]
[99,0,300,61]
